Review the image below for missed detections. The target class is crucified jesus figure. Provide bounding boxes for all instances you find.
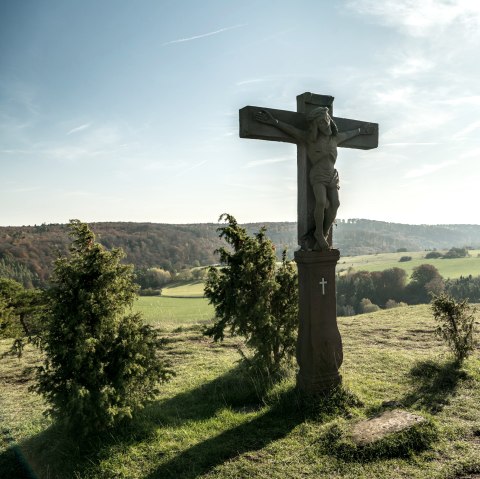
[255,106,374,251]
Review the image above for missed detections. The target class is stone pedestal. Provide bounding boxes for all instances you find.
[295,249,343,394]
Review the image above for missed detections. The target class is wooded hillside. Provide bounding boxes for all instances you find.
[1,219,480,288]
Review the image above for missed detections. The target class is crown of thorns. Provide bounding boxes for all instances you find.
[306,106,331,121]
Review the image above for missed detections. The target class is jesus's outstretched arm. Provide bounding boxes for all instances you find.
[254,110,307,144]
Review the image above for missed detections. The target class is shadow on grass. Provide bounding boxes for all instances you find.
[1,364,259,478]
[142,384,358,479]
[0,429,38,479]
[0,365,358,479]
[144,398,302,479]
[401,358,469,413]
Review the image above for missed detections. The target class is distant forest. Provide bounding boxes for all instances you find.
[2,219,480,288]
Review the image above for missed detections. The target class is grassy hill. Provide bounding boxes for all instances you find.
[1,302,479,478]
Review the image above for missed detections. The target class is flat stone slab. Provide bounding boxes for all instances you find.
[351,409,426,446]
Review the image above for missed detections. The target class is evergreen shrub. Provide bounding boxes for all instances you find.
[35,220,171,436]
[204,214,298,375]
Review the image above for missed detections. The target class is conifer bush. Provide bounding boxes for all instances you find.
[204,214,298,374]
[431,293,476,364]
[35,220,171,435]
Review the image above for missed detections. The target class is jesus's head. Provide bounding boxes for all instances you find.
[306,107,338,141]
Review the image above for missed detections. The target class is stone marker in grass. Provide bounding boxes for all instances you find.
[351,409,426,446]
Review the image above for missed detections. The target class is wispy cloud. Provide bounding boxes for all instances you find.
[389,56,434,77]
[0,148,33,154]
[375,86,415,105]
[67,123,91,135]
[380,103,450,142]
[438,95,480,107]
[12,124,128,163]
[244,156,292,168]
[347,0,480,37]
[459,147,480,159]
[162,24,246,46]
[236,78,269,86]
[384,142,438,147]
[452,120,480,139]
[175,160,208,176]
[5,186,42,194]
[404,160,456,178]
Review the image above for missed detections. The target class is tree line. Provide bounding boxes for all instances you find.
[2,220,480,288]
[337,264,480,316]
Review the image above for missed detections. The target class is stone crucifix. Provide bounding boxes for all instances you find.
[239,92,379,393]
[240,92,378,250]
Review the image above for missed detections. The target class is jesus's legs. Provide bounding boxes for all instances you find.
[323,187,339,241]
[312,183,329,251]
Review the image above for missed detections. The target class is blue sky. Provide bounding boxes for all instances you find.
[1,0,480,226]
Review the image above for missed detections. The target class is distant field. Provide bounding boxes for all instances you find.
[134,281,212,329]
[134,295,213,329]
[162,280,205,297]
[339,249,480,279]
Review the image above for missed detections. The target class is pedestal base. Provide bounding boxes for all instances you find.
[295,249,343,394]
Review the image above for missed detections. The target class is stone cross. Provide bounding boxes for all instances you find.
[240,92,378,249]
[239,92,379,394]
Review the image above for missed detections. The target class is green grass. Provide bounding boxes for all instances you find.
[339,249,480,279]
[134,295,214,329]
[162,280,206,298]
[1,305,480,478]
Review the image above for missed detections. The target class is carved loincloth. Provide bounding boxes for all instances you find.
[309,167,339,190]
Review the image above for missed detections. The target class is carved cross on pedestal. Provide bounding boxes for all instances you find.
[319,278,327,295]
[239,92,378,249]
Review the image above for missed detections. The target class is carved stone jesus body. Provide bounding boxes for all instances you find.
[255,107,373,250]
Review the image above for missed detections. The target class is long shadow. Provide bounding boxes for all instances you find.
[0,365,298,479]
[1,363,357,479]
[143,393,305,479]
[400,359,469,413]
[142,383,359,479]
[141,363,273,428]
[0,428,38,479]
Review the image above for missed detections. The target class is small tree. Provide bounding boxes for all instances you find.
[0,278,45,348]
[136,267,171,289]
[443,247,469,259]
[406,264,445,304]
[35,220,171,435]
[359,298,380,314]
[431,293,476,364]
[0,296,13,336]
[204,214,298,374]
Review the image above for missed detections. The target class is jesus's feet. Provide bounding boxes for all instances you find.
[313,238,330,251]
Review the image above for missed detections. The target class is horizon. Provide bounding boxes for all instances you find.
[2,1,480,226]
[2,217,480,229]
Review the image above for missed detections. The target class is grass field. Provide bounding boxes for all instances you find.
[162,280,206,298]
[339,249,480,279]
[1,301,480,478]
[135,296,213,329]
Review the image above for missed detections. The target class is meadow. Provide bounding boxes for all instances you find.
[339,249,480,279]
[136,295,213,329]
[1,291,480,478]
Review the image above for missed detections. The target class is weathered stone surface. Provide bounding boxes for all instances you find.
[351,409,426,446]
[295,249,342,393]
